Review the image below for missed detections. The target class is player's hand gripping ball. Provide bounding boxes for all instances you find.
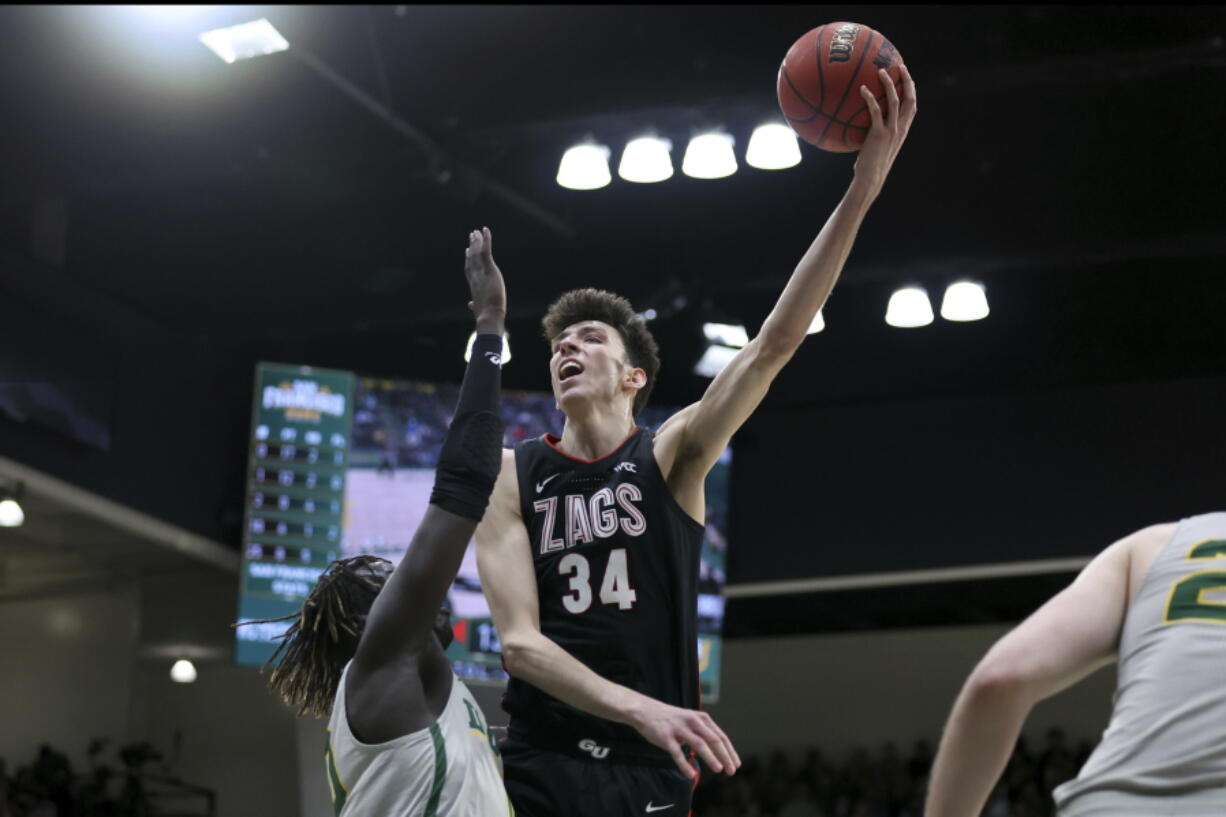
[777,22,904,152]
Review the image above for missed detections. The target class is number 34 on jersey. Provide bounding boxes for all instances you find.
[533,487,647,615]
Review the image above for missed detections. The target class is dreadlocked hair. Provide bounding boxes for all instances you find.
[235,555,390,718]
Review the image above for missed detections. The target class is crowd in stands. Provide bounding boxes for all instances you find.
[693,728,1093,817]
[351,378,680,467]
[5,728,1091,816]
[1,745,75,817]
[0,742,212,817]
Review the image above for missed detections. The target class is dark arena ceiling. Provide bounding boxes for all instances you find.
[1,5,1224,631]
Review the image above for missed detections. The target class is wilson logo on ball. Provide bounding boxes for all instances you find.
[828,23,860,63]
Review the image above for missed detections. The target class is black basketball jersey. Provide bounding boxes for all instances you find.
[507,426,704,765]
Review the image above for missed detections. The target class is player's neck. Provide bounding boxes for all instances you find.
[557,405,635,461]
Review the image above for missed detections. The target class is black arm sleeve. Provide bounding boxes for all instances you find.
[428,333,505,521]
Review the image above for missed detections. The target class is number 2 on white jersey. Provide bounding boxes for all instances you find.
[559,549,638,613]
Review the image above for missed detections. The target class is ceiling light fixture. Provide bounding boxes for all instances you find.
[617,136,674,183]
[694,344,739,378]
[556,142,612,190]
[745,123,802,170]
[885,286,935,328]
[0,481,25,528]
[940,281,991,322]
[682,132,738,180]
[702,322,749,348]
[695,318,748,378]
[170,659,198,683]
[199,19,289,64]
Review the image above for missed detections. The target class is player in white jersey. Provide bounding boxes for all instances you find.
[926,513,1226,817]
[242,228,513,816]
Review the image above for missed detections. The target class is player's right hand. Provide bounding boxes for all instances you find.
[853,62,917,195]
[464,227,506,333]
[632,699,741,779]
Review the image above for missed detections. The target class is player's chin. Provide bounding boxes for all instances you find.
[555,380,586,406]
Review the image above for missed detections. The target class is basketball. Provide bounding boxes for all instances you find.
[777,22,904,152]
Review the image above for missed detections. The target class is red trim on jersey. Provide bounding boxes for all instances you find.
[542,427,640,464]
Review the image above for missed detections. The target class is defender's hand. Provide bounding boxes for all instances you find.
[853,63,917,195]
[631,699,741,779]
[464,227,506,332]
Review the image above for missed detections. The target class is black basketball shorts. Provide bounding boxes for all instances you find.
[502,734,698,817]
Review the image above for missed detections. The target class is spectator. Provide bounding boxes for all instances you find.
[688,731,1094,816]
[906,739,932,785]
[1036,727,1079,812]
[982,782,1010,817]
[876,742,910,815]
[0,757,11,817]
[778,781,823,817]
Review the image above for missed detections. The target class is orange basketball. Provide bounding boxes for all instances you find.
[776,22,904,152]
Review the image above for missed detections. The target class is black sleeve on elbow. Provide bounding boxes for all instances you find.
[429,333,505,521]
[430,409,504,521]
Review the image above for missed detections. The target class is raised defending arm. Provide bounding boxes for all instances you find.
[346,228,506,739]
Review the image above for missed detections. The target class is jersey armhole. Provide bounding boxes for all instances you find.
[1126,519,1186,611]
[645,433,706,534]
[511,440,535,521]
[338,661,458,750]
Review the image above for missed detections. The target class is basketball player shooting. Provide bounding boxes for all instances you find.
[475,65,917,817]
[241,228,514,816]
[926,514,1226,817]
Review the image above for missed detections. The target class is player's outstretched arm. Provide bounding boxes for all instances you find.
[475,457,741,779]
[347,228,506,738]
[924,525,1168,817]
[657,66,917,488]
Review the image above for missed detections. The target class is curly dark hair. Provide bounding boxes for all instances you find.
[541,288,661,417]
[235,555,390,718]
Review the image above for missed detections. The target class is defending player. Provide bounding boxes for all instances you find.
[476,66,917,817]
[925,514,1226,817]
[242,228,513,816]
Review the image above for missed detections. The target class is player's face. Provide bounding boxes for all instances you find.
[549,320,637,412]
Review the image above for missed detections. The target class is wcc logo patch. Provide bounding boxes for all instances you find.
[612,462,637,473]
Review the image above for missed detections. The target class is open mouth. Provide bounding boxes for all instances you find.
[559,361,584,382]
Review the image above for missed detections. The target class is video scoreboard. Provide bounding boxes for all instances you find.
[234,364,354,666]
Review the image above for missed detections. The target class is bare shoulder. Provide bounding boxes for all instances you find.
[1098,522,1175,562]
[1125,520,1177,580]
[1098,522,1177,606]
[1127,521,1178,548]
